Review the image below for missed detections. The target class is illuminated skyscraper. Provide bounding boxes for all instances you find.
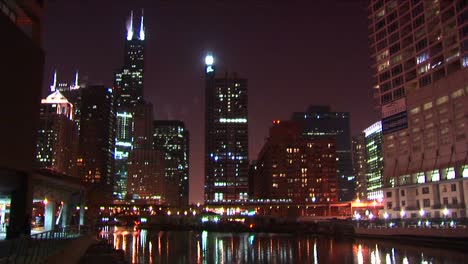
[114,10,146,199]
[153,120,190,206]
[369,0,468,219]
[363,121,383,201]
[204,55,249,202]
[35,90,78,177]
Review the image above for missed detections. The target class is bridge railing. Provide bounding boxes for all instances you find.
[3,226,84,264]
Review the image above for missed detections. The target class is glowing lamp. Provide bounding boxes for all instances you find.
[205,55,214,65]
[443,208,449,216]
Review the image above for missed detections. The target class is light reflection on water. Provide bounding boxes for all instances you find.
[100,227,468,264]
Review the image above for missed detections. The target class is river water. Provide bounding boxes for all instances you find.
[100,227,468,264]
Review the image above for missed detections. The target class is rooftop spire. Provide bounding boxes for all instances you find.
[50,70,57,92]
[139,9,145,40]
[72,70,80,89]
[126,10,134,41]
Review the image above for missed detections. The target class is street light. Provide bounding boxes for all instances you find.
[400,209,406,228]
[383,211,389,228]
[419,209,425,227]
[443,208,449,227]
[400,209,406,218]
[443,208,449,217]
[419,209,425,217]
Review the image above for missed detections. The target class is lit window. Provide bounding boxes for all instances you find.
[410,107,420,115]
[416,52,429,64]
[423,102,433,110]
[463,56,468,68]
[446,167,455,180]
[451,89,464,99]
[436,96,449,105]
[418,63,430,74]
[463,166,468,178]
[431,170,440,182]
[417,173,425,184]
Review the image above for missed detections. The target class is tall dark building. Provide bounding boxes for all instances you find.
[127,103,165,202]
[113,11,146,199]
[291,106,353,201]
[153,120,190,206]
[0,0,45,239]
[368,0,468,219]
[252,120,338,203]
[352,133,367,200]
[204,55,249,202]
[77,85,115,201]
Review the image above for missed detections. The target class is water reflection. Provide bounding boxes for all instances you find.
[100,227,468,264]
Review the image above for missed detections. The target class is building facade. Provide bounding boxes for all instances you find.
[77,86,115,200]
[127,103,165,202]
[363,121,383,201]
[113,11,146,199]
[368,0,468,219]
[352,134,367,200]
[291,106,354,201]
[252,120,338,203]
[204,55,249,202]
[0,0,45,239]
[153,120,190,206]
[35,90,78,178]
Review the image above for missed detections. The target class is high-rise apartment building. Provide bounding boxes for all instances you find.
[369,0,468,219]
[363,121,383,201]
[153,120,190,206]
[77,86,115,199]
[204,55,249,202]
[352,134,367,200]
[252,120,338,203]
[53,71,83,132]
[127,103,165,201]
[35,90,78,177]
[291,106,354,201]
[114,11,146,199]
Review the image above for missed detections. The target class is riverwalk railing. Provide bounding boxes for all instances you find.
[0,226,84,264]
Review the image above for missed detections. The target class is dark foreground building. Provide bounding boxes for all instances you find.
[0,0,45,239]
[368,0,468,219]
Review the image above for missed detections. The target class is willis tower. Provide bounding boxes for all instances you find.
[114,10,145,199]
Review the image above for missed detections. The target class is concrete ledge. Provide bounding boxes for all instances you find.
[355,227,468,238]
[45,234,99,264]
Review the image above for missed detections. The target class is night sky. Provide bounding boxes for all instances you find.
[42,0,378,204]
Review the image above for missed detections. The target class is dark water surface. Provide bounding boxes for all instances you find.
[100,227,468,264]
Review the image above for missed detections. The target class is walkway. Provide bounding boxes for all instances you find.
[45,233,98,264]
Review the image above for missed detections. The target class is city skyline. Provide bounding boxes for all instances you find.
[42,1,377,203]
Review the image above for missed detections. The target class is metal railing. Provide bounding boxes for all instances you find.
[2,226,82,264]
